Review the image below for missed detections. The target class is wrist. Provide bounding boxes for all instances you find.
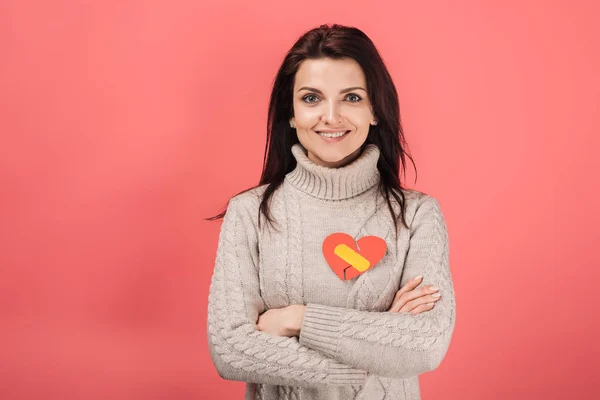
[285,304,306,336]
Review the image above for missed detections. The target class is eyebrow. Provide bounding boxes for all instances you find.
[297,86,367,94]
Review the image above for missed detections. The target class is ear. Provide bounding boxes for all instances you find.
[370,109,378,125]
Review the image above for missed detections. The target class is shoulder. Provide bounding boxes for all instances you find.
[229,183,269,209]
[406,192,447,231]
[225,183,272,228]
[404,189,442,209]
[387,188,444,227]
[385,187,431,211]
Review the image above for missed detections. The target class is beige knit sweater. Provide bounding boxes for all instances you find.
[207,142,456,400]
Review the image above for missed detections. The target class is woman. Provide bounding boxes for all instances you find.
[206,24,456,400]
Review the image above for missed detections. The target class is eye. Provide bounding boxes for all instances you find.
[301,93,363,104]
[346,93,362,102]
[302,94,319,103]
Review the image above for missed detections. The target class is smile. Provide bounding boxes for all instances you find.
[316,130,351,138]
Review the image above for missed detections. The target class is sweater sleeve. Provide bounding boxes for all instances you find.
[298,196,456,380]
[207,195,368,388]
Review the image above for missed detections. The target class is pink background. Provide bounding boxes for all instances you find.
[1,0,599,399]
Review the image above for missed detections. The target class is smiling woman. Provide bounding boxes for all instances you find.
[206,23,456,400]
[291,58,379,168]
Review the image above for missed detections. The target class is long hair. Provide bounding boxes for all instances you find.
[206,23,418,240]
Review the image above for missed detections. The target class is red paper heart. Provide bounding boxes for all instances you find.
[322,232,387,280]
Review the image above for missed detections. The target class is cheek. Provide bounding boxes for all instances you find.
[347,116,374,130]
[295,108,321,126]
[353,108,375,123]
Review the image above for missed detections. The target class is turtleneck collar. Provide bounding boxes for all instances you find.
[285,142,381,201]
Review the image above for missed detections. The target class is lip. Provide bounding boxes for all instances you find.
[314,129,351,133]
[315,130,351,142]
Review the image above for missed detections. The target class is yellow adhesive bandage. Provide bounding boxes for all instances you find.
[333,244,371,272]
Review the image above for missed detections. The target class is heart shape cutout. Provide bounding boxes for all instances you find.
[322,232,387,280]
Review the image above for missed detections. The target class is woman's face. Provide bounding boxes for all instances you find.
[290,57,378,168]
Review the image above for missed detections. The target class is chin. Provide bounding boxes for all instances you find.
[318,148,350,161]
[314,146,361,166]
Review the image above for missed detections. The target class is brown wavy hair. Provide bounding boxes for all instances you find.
[206,23,418,240]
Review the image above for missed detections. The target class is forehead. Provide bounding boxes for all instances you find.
[294,58,366,89]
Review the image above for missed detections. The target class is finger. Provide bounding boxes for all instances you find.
[389,284,438,312]
[389,300,408,313]
[398,275,423,295]
[392,276,423,304]
[390,288,439,313]
[400,292,441,313]
[408,302,436,316]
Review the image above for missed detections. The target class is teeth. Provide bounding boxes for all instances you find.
[317,131,348,138]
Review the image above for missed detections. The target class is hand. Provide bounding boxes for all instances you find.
[257,304,306,337]
[387,276,441,315]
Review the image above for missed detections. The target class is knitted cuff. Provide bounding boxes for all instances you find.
[299,304,366,385]
[299,303,345,358]
[328,364,367,385]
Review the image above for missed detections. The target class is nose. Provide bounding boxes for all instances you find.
[321,100,342,124]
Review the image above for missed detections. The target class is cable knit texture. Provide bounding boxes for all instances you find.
[207,142,456,400]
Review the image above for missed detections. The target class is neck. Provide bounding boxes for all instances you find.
[285,143,381,201]
[306,146,362,168]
